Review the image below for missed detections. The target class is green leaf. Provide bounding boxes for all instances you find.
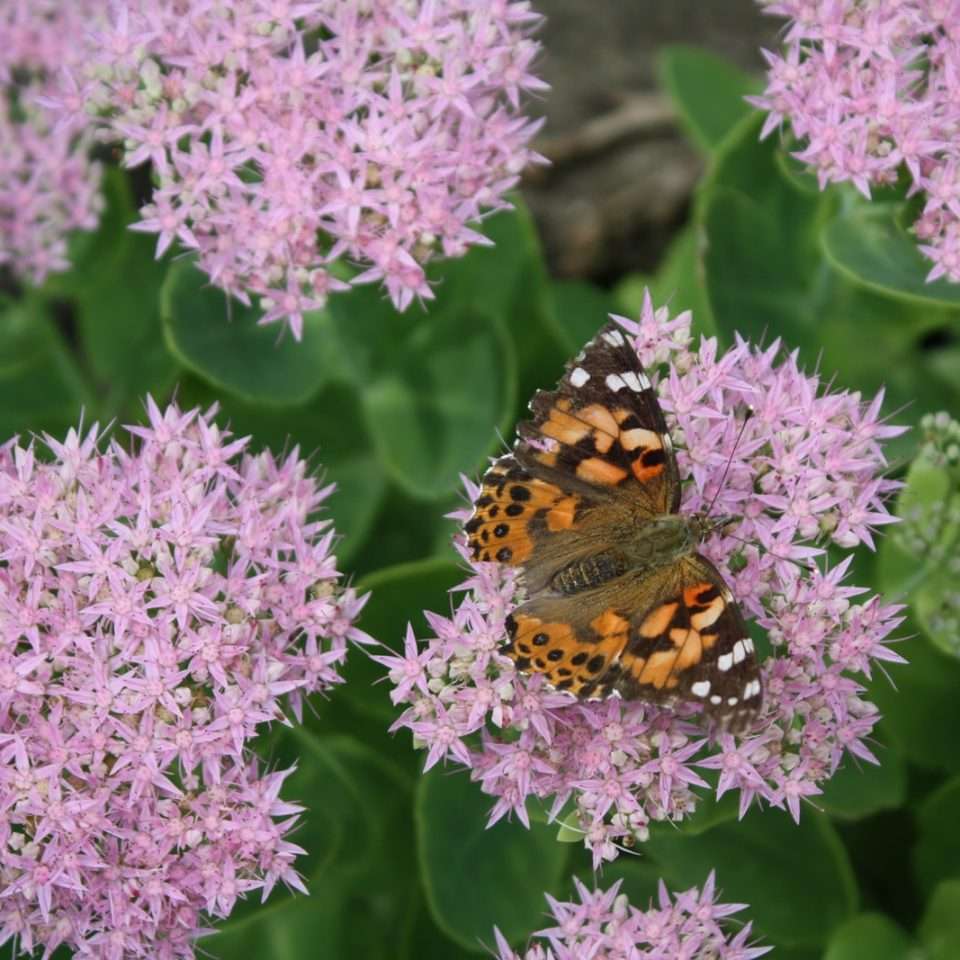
[870,629,960,774]
[775,149,825,196]
[416,768,568,952]
[42,167,137,302]
[347,485,460,577]
[615,226,715,338]
[677,787,740,835]
[699,114,960,464]
[824,913,915,960]
[434,200,563,416]
[549,279,618,354]
[360,306,515,499]
[300,558,462,782]
[878,458,953,597]
[658,46,759,155]
[72,173,178,417]
[817,740,907,820]
[878,455,960,659]
[0,298,91,437]
[210,733,415,959]
[915,776,960,898]
[920,880,960,960]
[161,260,335,406]
[320,210,535,500]
[402,900,483,960]
[645,810,858,948]
[823,204,960,308]
[555,809,583,843]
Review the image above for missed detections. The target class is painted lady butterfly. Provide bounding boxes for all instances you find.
[465,322,762,730]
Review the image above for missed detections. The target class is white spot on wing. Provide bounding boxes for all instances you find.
[743,637,754,654]
[602,330,625,346]
[727,697,739,706]
[637,372,651,389]
[718,653,733,672]
[569,366,590,387]
[605,373,627,392]
[710,694,722,705]
[691,680,711,697]
[621,371,642,392]
[732,640,746,664]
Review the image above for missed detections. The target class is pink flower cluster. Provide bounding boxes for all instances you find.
[0,400,370,958]
[752,0,960,283]
[0,1,104,285]
[493,872,770,960]
[382,291,905,867]
[53,0,547,337]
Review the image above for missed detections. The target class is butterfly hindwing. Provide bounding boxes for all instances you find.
[504,555,761,730]
[608,555,761,729]
[504,588,638,697]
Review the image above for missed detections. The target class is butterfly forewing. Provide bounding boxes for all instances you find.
[515,321,680,515]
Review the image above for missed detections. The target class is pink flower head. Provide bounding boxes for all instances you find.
[0,2,105,285]
[493,871,771,960]
[751,0,960,283]
[52,0,548,337]
[383,291,906,867]
[0,398,371,958]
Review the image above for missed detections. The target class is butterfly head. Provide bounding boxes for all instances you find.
[690,513,740,543]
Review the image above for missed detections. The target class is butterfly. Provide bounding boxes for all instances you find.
[464,321,762,730]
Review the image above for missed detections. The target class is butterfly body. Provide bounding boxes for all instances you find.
[549,514,725,596]
[465,322,762,730]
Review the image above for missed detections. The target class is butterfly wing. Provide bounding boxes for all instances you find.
[464,454,619,595]
[611,554,761,728]
[466,320,762,726]
[515,321,681,515]
[506,553,761,728]
[465,321,679,588]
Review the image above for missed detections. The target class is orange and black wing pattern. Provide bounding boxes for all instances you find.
[515,321,681,516]
[503,556,761,729]
[465,320,762,728]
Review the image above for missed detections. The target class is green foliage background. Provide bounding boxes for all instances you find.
[4,47,960,959]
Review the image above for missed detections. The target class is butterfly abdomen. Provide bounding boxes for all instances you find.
[551,550,628,595]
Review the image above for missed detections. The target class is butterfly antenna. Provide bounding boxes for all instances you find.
[704,408,754,520]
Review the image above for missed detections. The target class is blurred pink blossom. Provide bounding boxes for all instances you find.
[0,2,104,285]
